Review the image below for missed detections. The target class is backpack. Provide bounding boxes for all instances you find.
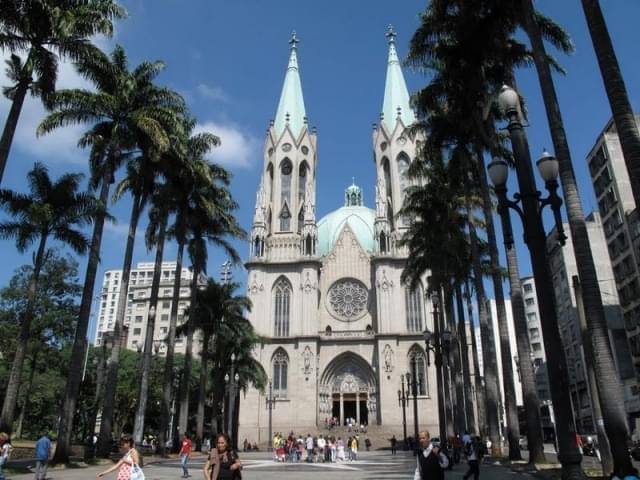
[463,443,472,457]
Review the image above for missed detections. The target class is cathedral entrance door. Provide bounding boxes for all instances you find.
[343,394,357,425]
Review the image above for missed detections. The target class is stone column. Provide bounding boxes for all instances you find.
[340,393,344,426]
[356,392,361,425]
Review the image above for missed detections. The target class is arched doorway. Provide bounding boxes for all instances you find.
[319,352,377,426]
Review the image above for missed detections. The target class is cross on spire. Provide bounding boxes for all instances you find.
[289,31,300,49]
[386,24,396,44]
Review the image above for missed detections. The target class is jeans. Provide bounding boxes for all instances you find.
[35,460,49,480]
[180,454,189,476]
[463,460,480,480]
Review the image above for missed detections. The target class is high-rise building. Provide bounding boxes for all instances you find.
[239,30,441,443]
[94,261,196,356]
[587,118,640,379]
[547,213,639,431]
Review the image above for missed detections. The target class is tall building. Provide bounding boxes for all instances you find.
[520,277,554,439]
[94,261,196,356]
[547,213,639,431]
[587,118,640,379]
[239,30,440,443]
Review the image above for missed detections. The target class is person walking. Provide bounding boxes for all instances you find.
[203,433,241,480]
[34,433,52,480]
[336,437,345,462]
[413,431,449,480]
[462,436,485,480]
[390,435,397,455]
[305,434,313,463]
[350,436,358,461]
[0,433,13,480]
[180,433,193,478]
[97,436,141,480]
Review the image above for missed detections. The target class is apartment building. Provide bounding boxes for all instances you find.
[94,261,197,356]
[547,213,639,431]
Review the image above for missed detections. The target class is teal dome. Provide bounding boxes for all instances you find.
[317,205,376,257]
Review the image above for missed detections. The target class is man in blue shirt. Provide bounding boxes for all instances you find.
[34,434,51,480]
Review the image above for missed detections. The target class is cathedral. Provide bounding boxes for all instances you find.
[239,29,440,443]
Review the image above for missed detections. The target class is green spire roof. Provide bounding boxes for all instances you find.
[274,32,307,139]
[382,26,415,130]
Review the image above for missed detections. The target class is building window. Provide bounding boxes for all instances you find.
[408,345,428,396]
[525,298,535,306]
[272,349,289,398]
[135,316,143,323]
[273,278,291,337]
[523,283,533,293]
[280,159,292,204]
[133,328,141,335]
[405,285,424,333]
[162,301,171,309]
[298,162,308,203]
[161,314,169,322]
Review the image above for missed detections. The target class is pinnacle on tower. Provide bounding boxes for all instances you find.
[274,31,307,139]
[382,25,415,131]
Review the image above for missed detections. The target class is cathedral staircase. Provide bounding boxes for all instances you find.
[316,424,407,450]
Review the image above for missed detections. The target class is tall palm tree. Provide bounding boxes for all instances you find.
[0,163,98,431]
[0,0,126,184]
[37,45,183,463]
[580,0,640,209]
[517,0,631,473]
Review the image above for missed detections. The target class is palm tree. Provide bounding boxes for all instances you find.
[157,128,221,455]
[184,279,251,448]
[0,163,98,432]
[581,0,640,209]
[0,0,126,184]
[517,0,630,473]
[37,45,183,463]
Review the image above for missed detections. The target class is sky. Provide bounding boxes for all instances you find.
[1,1,640,339]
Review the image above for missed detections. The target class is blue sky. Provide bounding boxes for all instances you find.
[1,1,639,337]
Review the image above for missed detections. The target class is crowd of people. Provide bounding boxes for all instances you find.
[270,432,368,462]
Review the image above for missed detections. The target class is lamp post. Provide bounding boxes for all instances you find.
[266,380,276,452]
[407,365,420,455]
[487,84,583,478]
[423,293,452,446]
[397,374,408,448]
[225,353,237,441]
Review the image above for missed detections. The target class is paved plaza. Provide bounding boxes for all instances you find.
[7,450,537,480]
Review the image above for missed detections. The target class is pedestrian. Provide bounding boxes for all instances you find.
[180,433,193,478]
[203,433,242,480]
[34,432,52,480]
[97,436,142,480]
[390,435,397,455]
[305,434,313,463]
[413,431,449,480]
[350,436,358,461]
[0,433,13,480]
[336,437,345,462]
[462,436,485,480]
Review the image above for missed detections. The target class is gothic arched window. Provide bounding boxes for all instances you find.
[280,158,292,204]
[405,284,424,333]
[279,203,291,231]
[297,208,304,234]
[272,348,289,398]
[266,163,274,204]
[273,278,291,337]
[408,345,428,396]
[298,162,308,203]
[397,153,410,225]
[382,157,394,230]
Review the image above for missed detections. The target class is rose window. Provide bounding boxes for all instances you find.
[328,279,368,320]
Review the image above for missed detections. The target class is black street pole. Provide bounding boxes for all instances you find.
[489,85,584,479]
[398,375,408,449]
[432,299,447,445]
[267,380,275,452]
[410,360,419,454]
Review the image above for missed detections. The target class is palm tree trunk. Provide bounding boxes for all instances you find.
[196,330,211,450]
[434,290,448,444]
[441,289,455,440]
[455,284,475,432]
[98,192,143,457]
[466,196,501,453]
[521,1,632,473]
[133,213,167,445]
[158,240,185,456]
[0,77,29,185]
[581,0,640,208]
[53,168,112,464]
[177,266,198,443]
[448,290,466,436]
[15,350,39,439]
[0,234,47,432]
[467,284,486,437]
[475,149,521,459]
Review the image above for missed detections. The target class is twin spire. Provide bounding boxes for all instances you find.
[273,27,414,138]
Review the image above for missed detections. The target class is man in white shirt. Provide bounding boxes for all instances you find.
[414,431,449,480]
[317,435,326,462]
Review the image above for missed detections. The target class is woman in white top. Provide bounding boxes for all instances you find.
[97,436,141,480]
[0,433,12,480]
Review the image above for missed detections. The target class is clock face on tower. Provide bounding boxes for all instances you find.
[327,278,368,321]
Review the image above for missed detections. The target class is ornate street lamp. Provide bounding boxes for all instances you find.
[397,374,408,448]
[488,84,583,478]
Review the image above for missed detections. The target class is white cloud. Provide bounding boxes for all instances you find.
[196,83,228,102]
[194,121,259,169]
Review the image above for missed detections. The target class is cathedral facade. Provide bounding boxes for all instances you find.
[239,30,440,443]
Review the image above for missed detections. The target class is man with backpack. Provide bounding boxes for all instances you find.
[463,436,485,480]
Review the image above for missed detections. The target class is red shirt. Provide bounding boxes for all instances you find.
[181,438,193,455]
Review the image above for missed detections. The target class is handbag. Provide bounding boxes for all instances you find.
[130,463,145,480]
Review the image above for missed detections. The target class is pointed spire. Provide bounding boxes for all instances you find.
[382,25,415,130]
[274,31,307,138]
